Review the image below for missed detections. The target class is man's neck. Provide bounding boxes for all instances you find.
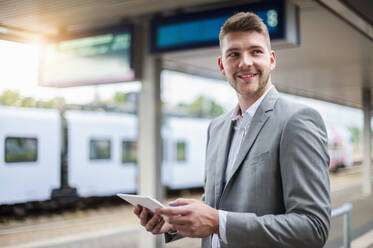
[238,82,272,114]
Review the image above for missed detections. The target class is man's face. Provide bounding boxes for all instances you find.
[218,31,276,98]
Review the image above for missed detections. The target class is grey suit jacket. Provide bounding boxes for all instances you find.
[167,87,331,248]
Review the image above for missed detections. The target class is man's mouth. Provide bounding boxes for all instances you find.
[237,73,259,79]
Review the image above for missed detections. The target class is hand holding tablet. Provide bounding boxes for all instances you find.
[117,193,165,213]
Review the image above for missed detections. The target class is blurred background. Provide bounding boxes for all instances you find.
[0,0,372,248]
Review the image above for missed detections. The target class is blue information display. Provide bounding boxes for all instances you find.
[151,0,298,53]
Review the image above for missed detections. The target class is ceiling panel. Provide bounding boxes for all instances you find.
[0,0,224,35]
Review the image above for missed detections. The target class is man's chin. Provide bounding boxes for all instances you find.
[237,86,260,95]
[238,86,267,98]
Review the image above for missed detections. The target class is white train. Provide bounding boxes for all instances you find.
[0,107,61,205]
[0,106,352,205]
[0,106,209,205]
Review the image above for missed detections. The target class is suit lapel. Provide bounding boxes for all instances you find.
[224,87,279,190]
[214,115,233,208]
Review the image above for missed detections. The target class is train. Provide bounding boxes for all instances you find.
[0,106,352,206]
[0,106,209,206]
[327,124,353,171]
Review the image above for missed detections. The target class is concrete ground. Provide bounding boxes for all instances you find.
[325,170,373,248]
[0,166,372,248]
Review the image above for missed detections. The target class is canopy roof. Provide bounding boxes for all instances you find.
[0,0,372,109]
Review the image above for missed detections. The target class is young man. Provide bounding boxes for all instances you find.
[134,12,331,248]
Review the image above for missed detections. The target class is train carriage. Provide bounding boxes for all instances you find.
[66,110,138,197]
[0,107,61,204]
[162,117,209,189]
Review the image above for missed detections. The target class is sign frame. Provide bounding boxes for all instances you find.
[38,24,137,88]
[150,0,299,54]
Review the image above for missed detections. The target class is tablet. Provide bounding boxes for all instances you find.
[117,193,165,213]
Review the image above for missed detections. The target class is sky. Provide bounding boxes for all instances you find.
[0,39,363,129]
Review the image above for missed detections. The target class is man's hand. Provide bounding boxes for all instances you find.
[155,198,219,238]
[133,205,173,234]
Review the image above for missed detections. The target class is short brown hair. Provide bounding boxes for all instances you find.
[219,12,271,50]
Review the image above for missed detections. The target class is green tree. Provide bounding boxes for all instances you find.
[42,97,66,109]
[0,90,21,106]
[210,100,225,117]
[113,92,128,103]
[0,90,67,109]
[186,95,225,118]
[21,97,36,107]
[189,96,205,117]
[347,126,361,145]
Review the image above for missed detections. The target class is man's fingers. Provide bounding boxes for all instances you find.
[140,207,150,226]
[151,218,165,234]
[145,214,162,232]
[169,198,194,207]
[155,198,195,216]
[156,206,190,216]
[133,205,142,216]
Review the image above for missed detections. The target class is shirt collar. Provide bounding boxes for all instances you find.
[231,85,273,121]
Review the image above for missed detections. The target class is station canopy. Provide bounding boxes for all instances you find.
[0,0,372,109]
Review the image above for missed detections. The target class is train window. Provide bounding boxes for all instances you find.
[89,139,111,160]
[5,137,38,163]
[122,140,137,164]
[176,141,187,162]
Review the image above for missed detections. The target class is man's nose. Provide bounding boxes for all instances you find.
[239,53,253,68]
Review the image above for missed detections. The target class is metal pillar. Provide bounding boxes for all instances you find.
[343,209,351,248]
[137,19,164,248]
[362,89,372,196]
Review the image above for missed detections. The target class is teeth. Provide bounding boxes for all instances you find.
[239,74,256,78]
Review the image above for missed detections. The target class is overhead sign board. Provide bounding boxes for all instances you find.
[39,25,135,87]
[150,0,299,53]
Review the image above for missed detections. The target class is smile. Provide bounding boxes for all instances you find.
[237,73,258,79]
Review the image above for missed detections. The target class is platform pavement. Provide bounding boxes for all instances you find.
[325,182,373,248]
[1,172,373,248]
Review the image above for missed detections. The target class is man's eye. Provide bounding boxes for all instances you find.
[228,52,239,57]
[252,50,263,55]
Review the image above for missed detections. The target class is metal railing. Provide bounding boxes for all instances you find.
[331,203,353,248]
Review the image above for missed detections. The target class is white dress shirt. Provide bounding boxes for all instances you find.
[211,86,273,247]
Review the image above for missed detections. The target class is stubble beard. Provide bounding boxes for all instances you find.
[230,72,270,99]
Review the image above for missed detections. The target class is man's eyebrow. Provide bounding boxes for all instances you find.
[225,47,239,52]
[225,45,265,53]
[249,45,265,50]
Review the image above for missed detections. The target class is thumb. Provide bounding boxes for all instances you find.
[169,198,194,207]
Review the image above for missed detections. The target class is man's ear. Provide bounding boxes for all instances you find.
[270,51,276,71]
[218,57,225,76]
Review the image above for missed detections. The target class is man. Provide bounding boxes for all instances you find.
[134,12,331,248]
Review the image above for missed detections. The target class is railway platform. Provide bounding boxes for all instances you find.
[0,167,372,248]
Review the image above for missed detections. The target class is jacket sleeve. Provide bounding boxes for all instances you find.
[225,107,331,248]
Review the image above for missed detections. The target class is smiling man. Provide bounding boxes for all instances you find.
[134,12,331,248]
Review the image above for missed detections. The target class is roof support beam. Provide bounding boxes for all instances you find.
[316,0,373,41]
[137,19,164,248]
[362,88,372,196]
